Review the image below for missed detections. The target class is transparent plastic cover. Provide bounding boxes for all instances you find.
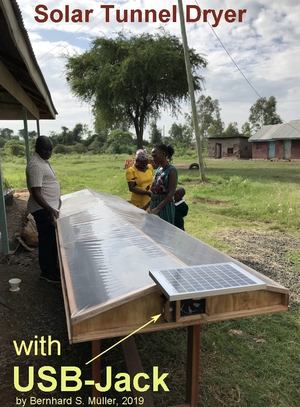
[57,189,286,324]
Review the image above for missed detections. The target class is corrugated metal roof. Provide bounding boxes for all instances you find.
[272,120,300,140]
[248,124,284,141]
[0,0,57,119]
[249,121,300,142]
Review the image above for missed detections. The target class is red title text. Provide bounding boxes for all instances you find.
[34,5,247,27]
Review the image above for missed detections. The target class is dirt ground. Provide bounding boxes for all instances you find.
[0,191,92,407]
[0,190,299,407]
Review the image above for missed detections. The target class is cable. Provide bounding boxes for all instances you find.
[193,0,262,99]
[193,0,300,134]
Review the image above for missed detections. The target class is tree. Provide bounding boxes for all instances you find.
[50,123,89,146]
[149,121,162,145]
[18,129,37,139]
[0,128,14,139]
[72,123,89,143]
[249,96,282,131]
[66,31,207,149]
[241,121,252,137]
[105,129,134,154]
[187,95,224,139]
[207,118,224,138]
[59,126,73,145]
[0,136,6,148]
[88,140,102,154]
[169,122,193,147]
[84,133,107,149]
[224,122,240,137]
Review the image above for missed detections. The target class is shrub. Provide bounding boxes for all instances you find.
[53,144,68,154]
[4,140,25,156]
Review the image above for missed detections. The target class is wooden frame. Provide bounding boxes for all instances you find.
[57,223,289,344]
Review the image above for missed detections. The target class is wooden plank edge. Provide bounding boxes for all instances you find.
[56,225,78,316]
[56,230,72,344]
[70,304,288,343]
[71,284,160,324]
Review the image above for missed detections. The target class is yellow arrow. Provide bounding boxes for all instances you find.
[86,314,161,365]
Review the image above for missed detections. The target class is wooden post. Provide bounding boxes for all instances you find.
[122,337,155,407]
[23,107,30,162]
[92,340,101,397]
[186,325,200,407]
[0,153,10,254]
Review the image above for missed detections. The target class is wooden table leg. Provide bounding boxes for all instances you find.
[92,340,101,397]
[186,325,200,407]
[122,336,155,407]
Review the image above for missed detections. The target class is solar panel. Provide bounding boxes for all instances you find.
[149,262,267,301]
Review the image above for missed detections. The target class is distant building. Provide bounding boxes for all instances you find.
[248,120,300,160]
[207,135,251,159]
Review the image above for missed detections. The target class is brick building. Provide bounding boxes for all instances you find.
[249,120,300,160]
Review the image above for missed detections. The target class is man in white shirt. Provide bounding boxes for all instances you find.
[26,136,61,283]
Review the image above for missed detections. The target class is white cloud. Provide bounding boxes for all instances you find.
[4,0,300,136]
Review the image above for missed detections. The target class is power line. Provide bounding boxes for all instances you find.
[192,0,300,133]
[193,0,262,100]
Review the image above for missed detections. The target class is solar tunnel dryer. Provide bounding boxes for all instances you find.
[57,189,289,344]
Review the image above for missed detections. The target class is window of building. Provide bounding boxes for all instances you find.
[256,144,262,150]
[227,148,233,154]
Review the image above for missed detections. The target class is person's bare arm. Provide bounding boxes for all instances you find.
[127,182,152,197]
[141,201,150,211]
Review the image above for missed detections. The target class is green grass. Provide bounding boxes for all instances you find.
[198,312,300,406]
[175,160,300,238]
[2,153,300,406]
[4,155,299,235]
[285,249,300,272]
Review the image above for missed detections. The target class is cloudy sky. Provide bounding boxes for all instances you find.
[4,0,300,138]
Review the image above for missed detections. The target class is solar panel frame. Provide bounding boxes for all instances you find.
[149,262,267,301]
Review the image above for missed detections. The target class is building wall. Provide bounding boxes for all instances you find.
[240,138,252,158]
[208,137,251,158]
[251,142,268,159]
[252,139,300,160]
[291,140,300,159]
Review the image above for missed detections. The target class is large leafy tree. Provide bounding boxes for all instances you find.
[249,96,282,131]
[186,95,224,139]
[0,128,14,139]
[169,122,193,147]
[66,31,207,149]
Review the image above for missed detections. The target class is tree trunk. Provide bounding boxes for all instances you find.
[133,117,144,149]
[136,130,143,149]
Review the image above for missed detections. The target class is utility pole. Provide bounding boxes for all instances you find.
[177,0,206,181]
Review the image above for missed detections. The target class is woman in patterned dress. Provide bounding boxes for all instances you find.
[149,144,178,224]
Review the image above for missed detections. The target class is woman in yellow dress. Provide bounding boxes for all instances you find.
[126,149,153,211]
